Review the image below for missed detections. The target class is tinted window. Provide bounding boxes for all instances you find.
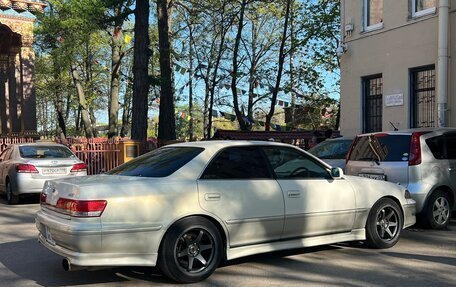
[201,146,272,179]
[444,133,456,159]
[108,147,203,177]
[19,145,74,159]
[426,136,445,159]
[308,139,352,159]
[263,147,330,179]
[349,134,411,162]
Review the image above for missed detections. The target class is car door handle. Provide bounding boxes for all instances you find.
[287,191,301,198]
[204,193,221,201]
[449,167,456,171]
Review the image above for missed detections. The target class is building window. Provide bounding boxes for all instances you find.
[411,0,436,18]
[363,75,383,133]
[411,66,435,128]
[364,0,383,32]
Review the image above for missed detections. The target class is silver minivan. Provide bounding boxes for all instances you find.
[346,128,456,229]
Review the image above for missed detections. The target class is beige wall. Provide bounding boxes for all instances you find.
[340,1,455,137]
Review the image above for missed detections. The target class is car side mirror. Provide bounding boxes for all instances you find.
[330,167,344,179]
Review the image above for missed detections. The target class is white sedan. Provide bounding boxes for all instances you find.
[36,141,416,283]
[0,143,87,204]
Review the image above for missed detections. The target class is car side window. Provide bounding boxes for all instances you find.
[263,147,330,179]
[426,136,446,159]
[444,133,456,159]
[201,146,272,179]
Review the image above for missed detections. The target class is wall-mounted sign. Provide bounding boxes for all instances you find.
[385,94,404,107]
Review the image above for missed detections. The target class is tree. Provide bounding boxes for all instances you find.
[157,0,177,144]
[104,0,134,138]
[35,0,106,138]
[265,0,292,131]
[131,0,150,142]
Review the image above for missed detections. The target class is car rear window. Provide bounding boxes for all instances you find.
[107,147,203,177]
[308,139,353,159]
[19,146,75,159]
[349,134,411,162]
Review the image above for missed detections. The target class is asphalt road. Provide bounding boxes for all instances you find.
[0,196,455,287]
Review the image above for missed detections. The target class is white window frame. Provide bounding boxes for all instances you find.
[411,0,436,18]
[363,0,383,32]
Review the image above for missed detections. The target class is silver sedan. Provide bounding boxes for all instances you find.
[0,143,87,204]
[36,141,416,283]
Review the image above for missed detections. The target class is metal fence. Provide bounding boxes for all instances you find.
[60,137,125,175]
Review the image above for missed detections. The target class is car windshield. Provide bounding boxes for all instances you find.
[308,139,353,159]
[349,134,411,162]
[107,147,204,177]
[19,145,75,159]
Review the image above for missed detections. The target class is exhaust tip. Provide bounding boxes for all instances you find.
[62,258,70,271]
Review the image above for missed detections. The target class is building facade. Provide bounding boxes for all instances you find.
[339,0,455,137]
[0,0,45,136]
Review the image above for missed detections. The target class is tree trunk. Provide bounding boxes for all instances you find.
[231,0,248,131]
[157,0,176,144]
[70,63,93,138]
[131,0,150,142]
[108,35,121,138]
[188,27,194,141]
[265,0,292,131]
[121,83,132,137]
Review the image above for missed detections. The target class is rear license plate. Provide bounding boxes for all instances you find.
[358,173,386,180]
[45,225,56,245]
[42,167,67,175]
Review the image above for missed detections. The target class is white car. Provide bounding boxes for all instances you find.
[0,143,87,204]
[36,141,416,283]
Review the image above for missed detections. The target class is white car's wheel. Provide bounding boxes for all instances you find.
[6,181,19,205]
[158,217,222,283]
[365,198,403,249]
[425,190,451,229]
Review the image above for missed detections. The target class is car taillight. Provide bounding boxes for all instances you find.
[16,164,39,173]
[70,163,87,172]
[55,198,107,217]
[408,131,430,166]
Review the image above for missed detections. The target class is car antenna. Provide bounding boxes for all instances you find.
[389,121,398,131]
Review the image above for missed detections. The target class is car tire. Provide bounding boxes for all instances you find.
[6,181,19,205]
[365,198,403,249]
[424,190,451,229]
[158,217,222,283]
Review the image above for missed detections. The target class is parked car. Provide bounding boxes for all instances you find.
[0,143,87,204]
[346,128,456,229]
[308,137,354,171]
[36,141,415,283]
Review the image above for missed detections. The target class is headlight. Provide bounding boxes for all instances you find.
[404,189,412,199]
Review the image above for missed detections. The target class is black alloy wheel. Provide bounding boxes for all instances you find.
[366,198,403,249]
[158,217,222,283]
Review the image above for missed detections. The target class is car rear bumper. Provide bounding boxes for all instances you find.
[406,182,432,213]
[35,209,160,268]
[16,172,86,195]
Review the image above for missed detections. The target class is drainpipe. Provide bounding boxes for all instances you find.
[340,0,345,43]
[437,0,449,127]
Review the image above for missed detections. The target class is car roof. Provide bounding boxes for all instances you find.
[165,140,297,149]
[324,136,354,141]
[12,142,68,148]
[356,127,456,137]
